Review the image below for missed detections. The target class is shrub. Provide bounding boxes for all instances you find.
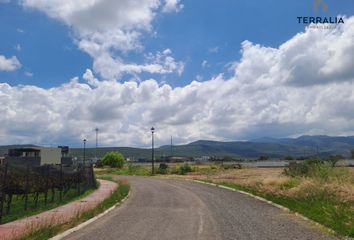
[102,151,125,168]
[210,165,218,170]
[94,160,103,168]
[283,158,332,180]
[178,163,193,175]
[284,155,294,160]
[157,163,169,174]
[223,163,242,170]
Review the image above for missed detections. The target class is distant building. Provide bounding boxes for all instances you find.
[137,158,147,163]
[126,156,135,162]
[195,156,210,162]
[6,147,63,166]
[168,156,193,162]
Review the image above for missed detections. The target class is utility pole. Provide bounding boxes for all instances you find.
[151,127,155,175]
[170,136,173,157]
[316,145,319,157]
[95,128,99,160]
[83,139,86,166]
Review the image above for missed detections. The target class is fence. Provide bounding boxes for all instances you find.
[0,161,96,224]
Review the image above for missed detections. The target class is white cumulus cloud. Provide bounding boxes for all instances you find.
[2,16,354,147]
[20,0,184,80]
[162,0,183,13]
[0,55,22,72]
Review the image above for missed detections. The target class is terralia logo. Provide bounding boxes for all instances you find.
[297,0,344,25]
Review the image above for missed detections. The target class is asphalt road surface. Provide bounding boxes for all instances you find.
[63,177,337,240]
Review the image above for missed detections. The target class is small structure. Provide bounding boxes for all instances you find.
[168,156,193,163]
[6,147,62,166]
[58,145,73,165]
[195,156,210,163]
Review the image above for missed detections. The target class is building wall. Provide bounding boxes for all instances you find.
[5,157,41,167]
[40,147,61,165]
[61,156,73,165]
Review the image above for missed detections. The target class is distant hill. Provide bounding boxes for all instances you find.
[1,135,354,159]
[251,135,354,156]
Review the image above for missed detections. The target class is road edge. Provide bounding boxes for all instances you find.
[49,185,131,240]
[193,180,342,238]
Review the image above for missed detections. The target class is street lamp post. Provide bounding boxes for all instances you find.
[95,128,99,161]
[151,127,155,175]
[83,139,87,166]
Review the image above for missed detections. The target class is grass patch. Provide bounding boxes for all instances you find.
[96,163,199,177]
[97,175,113,181]
[2,187,95,224]
[279,177,301,190]
[20,180,130,240]
[202,180,354,237]
[96,164,151,176]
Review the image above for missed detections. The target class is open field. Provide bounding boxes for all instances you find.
[173,166,354,202]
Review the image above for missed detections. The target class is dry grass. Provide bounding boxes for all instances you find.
[171,165,354,236]
[162,166,354,204]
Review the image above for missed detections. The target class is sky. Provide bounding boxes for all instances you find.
[0,0,354,148]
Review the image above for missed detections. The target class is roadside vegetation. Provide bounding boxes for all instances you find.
[0,163,96,224]
[95,162,196,176]
[101,151,126,168]
[2,187,95,224]
[20,179,130,240]
[192,160,353,237]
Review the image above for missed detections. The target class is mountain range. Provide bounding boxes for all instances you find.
[1,135,354,160]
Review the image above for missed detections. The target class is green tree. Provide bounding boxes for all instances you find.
[102,151,125,168]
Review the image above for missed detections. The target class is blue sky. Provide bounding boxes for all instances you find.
[1,0,353,88]
[0,0,354,147]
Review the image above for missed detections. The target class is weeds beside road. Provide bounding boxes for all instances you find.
[189,164,354,237]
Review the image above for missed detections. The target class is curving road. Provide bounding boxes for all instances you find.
[62,177,337,240]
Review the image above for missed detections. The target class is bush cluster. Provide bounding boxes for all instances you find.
[157,163,168,174]
[178,163,193,175]
[222,163,242,170]
[283,158,331,179]
[101,151,125,168]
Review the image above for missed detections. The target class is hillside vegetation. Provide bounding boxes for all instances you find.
[2,135,354,159]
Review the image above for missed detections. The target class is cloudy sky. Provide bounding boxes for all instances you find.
[0,0,354,148]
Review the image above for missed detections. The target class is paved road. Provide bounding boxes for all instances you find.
[63,177,337,240]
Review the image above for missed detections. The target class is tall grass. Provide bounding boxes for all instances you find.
[218,181,353,237]
[196,159,354,237]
